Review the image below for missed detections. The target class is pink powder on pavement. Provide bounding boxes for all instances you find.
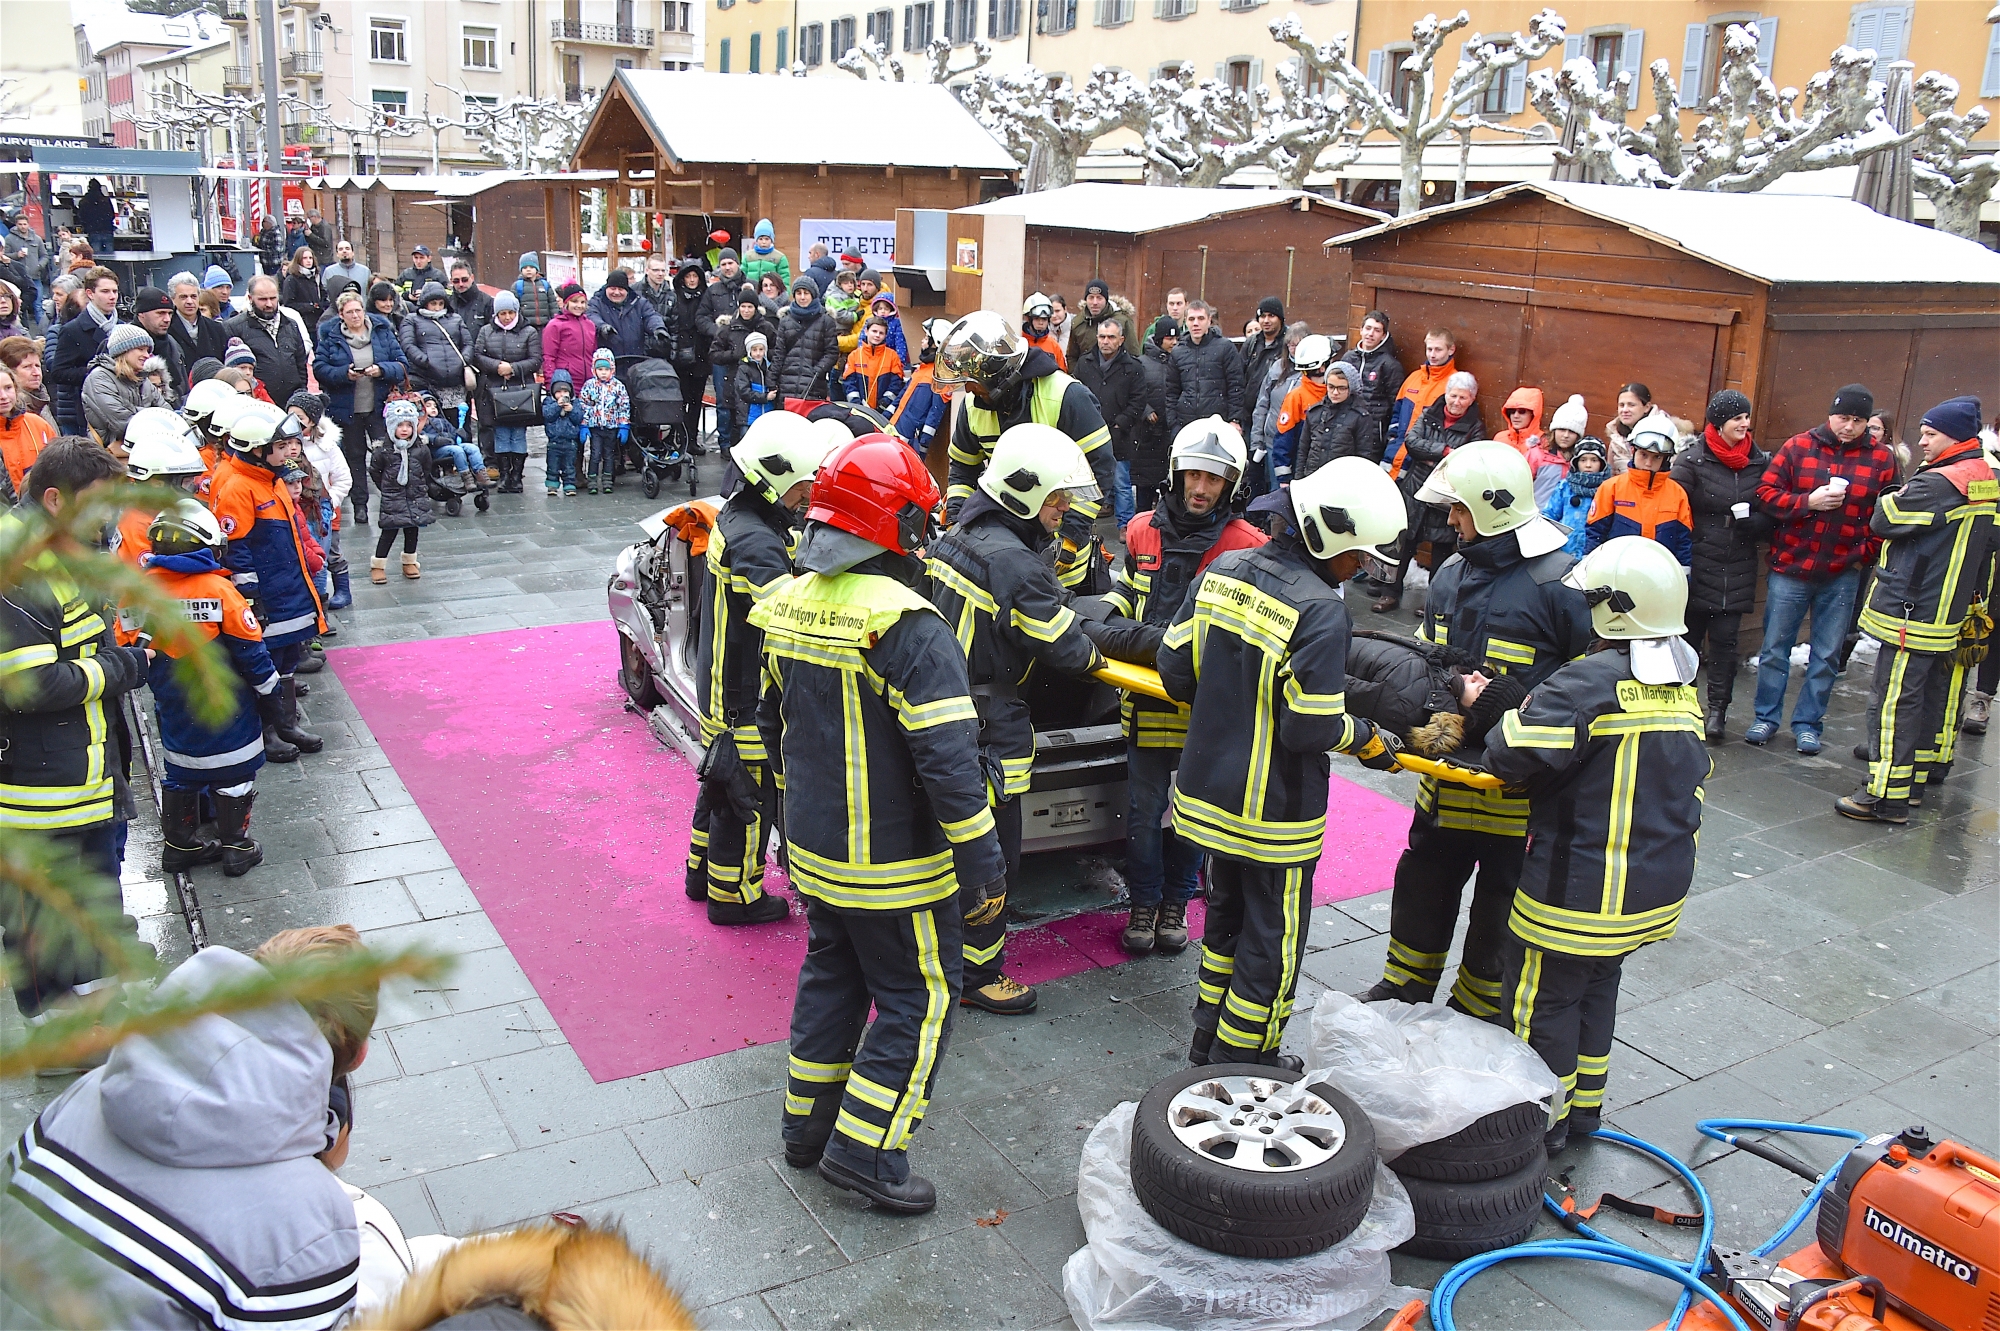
[334,620,1409,1082]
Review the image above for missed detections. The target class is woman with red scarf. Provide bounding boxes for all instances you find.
[1671,389,1775,743]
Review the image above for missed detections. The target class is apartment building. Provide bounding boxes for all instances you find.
[136,33,234,156]
[76,7,228,147]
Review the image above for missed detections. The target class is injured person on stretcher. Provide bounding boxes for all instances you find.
[1343,628,1528,760]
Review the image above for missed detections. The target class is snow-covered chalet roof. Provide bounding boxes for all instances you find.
[1324,180,2000,287]
[598,70,1017,172]
[956,183,1383,234]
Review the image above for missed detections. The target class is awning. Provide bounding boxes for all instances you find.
[33,147,205,177]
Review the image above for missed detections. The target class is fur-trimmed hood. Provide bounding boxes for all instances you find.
[356,1224,693,1330]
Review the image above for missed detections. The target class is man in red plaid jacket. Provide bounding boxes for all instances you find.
[1745,383,1898,754]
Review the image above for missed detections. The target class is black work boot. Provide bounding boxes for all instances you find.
[818,1150,936,1214]
[1253,1049,1305,1073]
[684,858,708,901]
[1545,1116,1571,1156]
[262,723,300,764]
[1836,789,1908,824]
[1154,900,1190,953]
[708,890,790,925]
[213,790,263,877]
[160,789,223,873]
[784,1094,841,1169]
[1354,980,1413,1004]
[275,677,324,753]
[1188,1024,1217,1066]
[1121,902,1159,955]
[1704,709,1726,744]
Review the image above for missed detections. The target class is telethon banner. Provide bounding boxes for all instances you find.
[799,218,896,266]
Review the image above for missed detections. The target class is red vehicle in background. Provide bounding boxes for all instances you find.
[214,145,319,244]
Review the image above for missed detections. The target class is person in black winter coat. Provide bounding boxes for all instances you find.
[397,283,472,396]
[279,253,325,334]
[1672,389,1774,742]
[774,279,839,405]
[697,258,751,447]
[1299,362,1369,479]
[1163,302,1243,436]
[1338,311,1404,455]
[1071,319,1150,527]
[1237,296,1288,437]
[49,269,119,435]
[1131,325,1176,508]
[710,289,778,385]
[663,260,710,447]
[223,275,311,406]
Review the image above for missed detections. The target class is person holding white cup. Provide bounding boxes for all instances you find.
[1673,389,1775,743]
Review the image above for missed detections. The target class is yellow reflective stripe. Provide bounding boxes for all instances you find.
[1508,893,1683,956]
[1193,576,1296,658]
[1171,789,1324,863]
[926,558,999,615]
[1074,424,1111,455]
[1199,946,1235,975]
[1448,972,1504,1018]
[786,844,957,909]
[1501,712,1576,751]
[1587,711,1703,739]
[1419,775,1529,836]
[1857,611,1959,654]
[1197,980,1227,1005]
[963,932,1004,964]
[1878,492,1935,526]
[1215,1018,1265,1049]
[0,784,116,829]
[939,805,995,845]
[886,909,949,1149]
[766,637,867,674]
[0,643,59,676]
[845,1072,900,1113]
[1280,674,1345,717]
[998,753,1033,797]
[71,657,105,704]
[789,1055,853,1083]
[1486,637,1536,666]
[784,1093,819,1116]
[835,1109,889,1149]
[1161,617,1195,650]
[1509,946,1543,1045]
[891,687,977,731]
[1010,602,1078,644]
[842,670,869,860]
[1223,991,1271,1022]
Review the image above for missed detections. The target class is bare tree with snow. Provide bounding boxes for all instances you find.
[838,36,992,84]
[1272,8,1564,215]
[836,38,907,82]
[1264,57,1369,189]
[1130,68,1271,188]
[968,64,1151,190]
[434,88,599,173]
[1909,72,1997,240]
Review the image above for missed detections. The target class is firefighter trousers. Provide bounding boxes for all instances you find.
[783,898,963,1184]
[1192,856,1314,1061]
[705,764,775,905]
[684,784,711,895]
[963,797,1021,988]
[1379,819,1523,1017]
[1498,936,1625,1128]
[1865,645,1956,802]
[1924,656,1971,782]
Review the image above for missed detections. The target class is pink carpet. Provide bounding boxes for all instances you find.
[332,620,1412,1082]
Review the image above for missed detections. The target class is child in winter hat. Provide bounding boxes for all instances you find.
[1527,392,1590,506]
[202,265,234,291]
[1543,436,1610,557]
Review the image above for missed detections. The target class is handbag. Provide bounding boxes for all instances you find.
[489,379,542,426]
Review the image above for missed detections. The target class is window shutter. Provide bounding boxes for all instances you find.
[1506,63,1526,112]
[1847,5,1877,54]
[1984,23,2000,97]
[1678,23,1706,107]
[1249,57,1263,89]
[1214,60,1226,81]
[1367,48,1384,92]
[903,5,912,49]
[1563,34,1583,65]
[1753,17,1777,78]
[1879,5,1909,60]
[1620,28,1644,82]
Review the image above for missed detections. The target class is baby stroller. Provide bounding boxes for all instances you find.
[420,394,491,517]
[621,356,692,499]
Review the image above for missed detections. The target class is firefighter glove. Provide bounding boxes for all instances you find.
[960,875,1007,927]
[1353,721,1404,772]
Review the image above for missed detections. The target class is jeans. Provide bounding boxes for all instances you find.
[545,440,578,489]
[433,441,485,474]
[710,363,735,449]
[585,426,623,485]
[1753,568,1860,733]
[1123,742,1200,907]
[1114,458,1136,530]
[492,425,527,455]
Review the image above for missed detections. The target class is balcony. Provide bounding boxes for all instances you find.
[223,65,254,89]
[219,1,249,22]
[564,84,599,103]
[550,18,653,46]
[281,50,323,78]
[280,121,320,146]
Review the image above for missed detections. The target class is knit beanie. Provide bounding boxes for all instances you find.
[106,324,154,358]
[492,290,520,316]
[1084,278,1110,299]
[754,219,775,240]
[745,332,768,353]
[556,281,584,301]
[189,356,223,383]
[519,252,541,272]
[1572,436,1609,467]
[857,267,881,287]
[224,337,256,367]
[1460,673,1529,749]
[1920,395,1983,443]
[1257,295,1285,319]
[1830,383,1874,419]
[132,286,172,316]
[202,265,233,290]
[1706,389,1753,428]
[792,276,818,297]
[604,269,630,290]
[593,348,615,369]
[718,247,739,263]
[287,389,326,425]
[1550,393,1588,436]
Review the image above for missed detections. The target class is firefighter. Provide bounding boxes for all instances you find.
[1484,536,1711,1152]
[927,423,1107,1014]
[208,399,325,764]
[1359,441,1593,1018]
[936,310,1114,591]
[1838,395,1997,825]
[139,500,283,877]
[1080,416,1267,955]
[753,434,1006,1215]
[688,410,831,924]
[1159,456,1408,1068]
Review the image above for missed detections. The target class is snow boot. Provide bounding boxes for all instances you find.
[370,556,388,585]
[160,788,223,873]
[1965,690,1992,735]
[214,790,263,877]
[402,552,421,579]
[294,642,326,674]
[328,566,353,610]
[275,677,324,753]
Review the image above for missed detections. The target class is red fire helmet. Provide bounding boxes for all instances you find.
[807,434,941,557]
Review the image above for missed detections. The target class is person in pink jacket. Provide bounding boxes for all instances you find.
[540,282,598,391]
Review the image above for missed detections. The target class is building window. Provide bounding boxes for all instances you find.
[831,15,856,56]
[1846,4,1910,62]
[776,25,789,67]
[1984,23,2000,97]
[1042,0,1078,32]
[1093,0,1131,27]
[615,56,634,68]
[801,22,825,63]
[749,30,760,71]
[1479,60,1523,115]
[1589,32,1621,86]
[463,25,500,70]
[371,88,408,123]
[663,1,692,30]
[943,0,975,43]
[1368,45,1415,109]
[903,2,934,49]
[1223,57,1251,91]
[866,9,892,45]
[988,0,1019,39]
[1152,0,1192,19]
[719,35,730,69]
[369,18,407,63]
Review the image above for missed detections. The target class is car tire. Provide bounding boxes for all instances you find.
[1394,1146,1547,1260]
[617,631,662,709]
[1129,1064,1378,1259]
[1392,1101,1548,1183]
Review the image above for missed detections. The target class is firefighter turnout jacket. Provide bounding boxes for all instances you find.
[1857,439,1998,655]
[1483,646,1711,957]
[208,455,326,650]
[697,487,799,763]
[1418,531,1594,837]
[751,557,1005,910]
[926,493,1104,798]
[1157,533,1379,865]
[139,549,279,790]
[0,509,152,831]
[943,350,1114,584]
[1103,496,1266,749]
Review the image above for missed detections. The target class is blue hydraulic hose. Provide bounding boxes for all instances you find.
[1425,1119,1864,1331]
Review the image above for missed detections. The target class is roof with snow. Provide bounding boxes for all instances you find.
[956,184,1384,233]
[579,70,1017,172]
[75,6,224,57]
[1324,180,2000,286]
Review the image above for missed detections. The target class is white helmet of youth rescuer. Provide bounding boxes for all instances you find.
[731,410,831,507]
[124,408,208,482]
[979,422,1091,518]
[1287,456,1408,561]
[1292,334,1336,375]
[1563,535,1699,684]
[1416,439,1569,557]
[933,310,1026,393]
[1170,416,1247,485]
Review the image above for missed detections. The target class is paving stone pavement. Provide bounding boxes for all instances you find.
[3,444,1995,1330]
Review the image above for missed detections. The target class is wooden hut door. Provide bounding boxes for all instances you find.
[1519,306,1718,429]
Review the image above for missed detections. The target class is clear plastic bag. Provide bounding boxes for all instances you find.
[1304,992,1561,1159]
[1061,1103,1422,1331]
